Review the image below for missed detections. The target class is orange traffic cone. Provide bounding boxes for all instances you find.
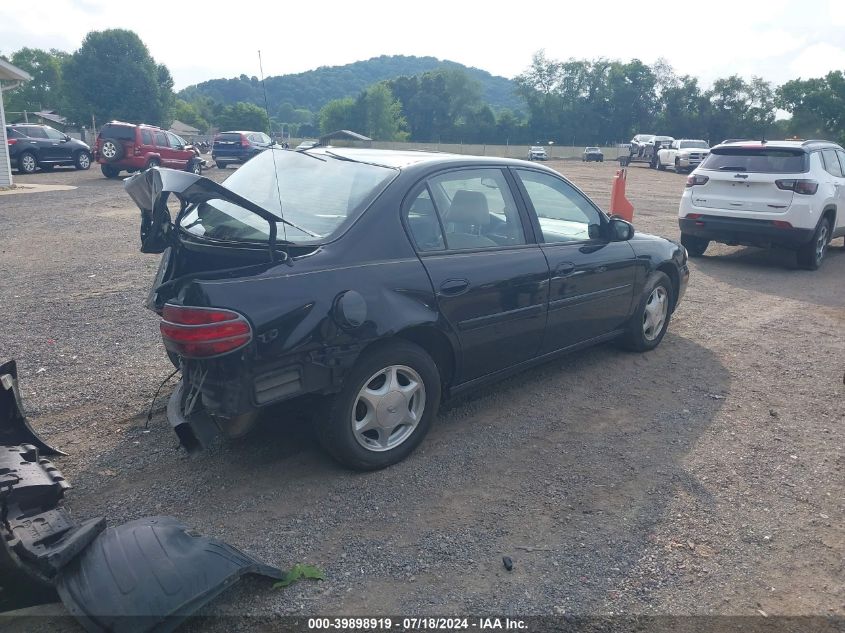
[609,168,634,222]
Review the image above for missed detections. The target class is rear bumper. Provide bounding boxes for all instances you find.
[96,156,147,169]
[212,150,257,163]
[679,215,815,248]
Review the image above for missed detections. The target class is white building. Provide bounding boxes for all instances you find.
[0,59,33,188]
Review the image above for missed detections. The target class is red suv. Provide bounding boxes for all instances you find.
[94,121,202,178]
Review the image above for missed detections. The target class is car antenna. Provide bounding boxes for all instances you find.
[258,49,288,265]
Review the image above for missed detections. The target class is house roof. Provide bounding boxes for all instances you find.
[34,110,67,125]
[170,119,201,135]
[0,58,32,83]
[318,129,372,142]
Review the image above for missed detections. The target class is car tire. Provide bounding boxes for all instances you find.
[18,151,38,174]
[317,340,441,471]
[74,150,92,170]
[216,162,227,169]
[145,158,160,170]
[796,216,831,270]
[186,159,202,175]
[681,233,709,257]
[619,271,674,352]
[657,161,666,171]
[100,164,121,178]
[100,139,124,162]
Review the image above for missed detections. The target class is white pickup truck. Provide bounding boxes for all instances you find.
[657,139,710,173]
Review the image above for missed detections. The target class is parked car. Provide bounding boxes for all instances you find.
[95,121,203,179]
[620,134,673,168]
[6,124,92,173]
[528,146,548,161]
[657,139,710,173]
[679,139,845,269]
[582,147,604,162]
[212,131,273,169]
[126,148,689,470]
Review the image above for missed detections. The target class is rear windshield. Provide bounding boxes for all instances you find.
[178,149,398,244]
[99,124,135,140]
[701,147,808,173]
[216,133,242,142]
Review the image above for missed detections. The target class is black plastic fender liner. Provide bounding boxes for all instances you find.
[0,444,103,611]
[55,516,284,633]
[0,360,64,455]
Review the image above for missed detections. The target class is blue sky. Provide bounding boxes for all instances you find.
[1,0,843,90]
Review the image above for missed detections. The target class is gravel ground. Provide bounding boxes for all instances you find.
[1,158,843,628]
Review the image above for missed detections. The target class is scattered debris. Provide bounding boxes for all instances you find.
[273,564,325,589]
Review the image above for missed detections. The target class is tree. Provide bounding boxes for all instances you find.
[62,29,174,127]
[172,99,209,132]
[216,102,269,131]
[355,83,407,140]
[319,97,357,134]
[778,71,845,144]
[2,48,66,115]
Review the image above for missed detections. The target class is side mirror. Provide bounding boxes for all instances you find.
[608,217,634,241]
[63,134,70,142]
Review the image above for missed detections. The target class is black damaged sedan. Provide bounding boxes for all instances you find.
[126,148,689,470]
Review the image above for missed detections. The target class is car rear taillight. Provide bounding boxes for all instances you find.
[775,179,818,195]
[7,138,17,145]
[685,213,702,219]
[241,134,250,147]
[134,145,142,156]
[160,304,252,358]
[685,174,709,187]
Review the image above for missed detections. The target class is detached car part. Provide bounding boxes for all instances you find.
[0,360,63,455]
[0,361,284,631]
[56,516,283,633]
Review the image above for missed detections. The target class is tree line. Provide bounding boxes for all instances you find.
[3,31,844,147]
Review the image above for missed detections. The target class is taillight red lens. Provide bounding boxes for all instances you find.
[685,213,702,219]
[241,134,250,147]
[7,138,17,145]
[775,179,818,195]
[685,174,709,188]
[160,304,252,358]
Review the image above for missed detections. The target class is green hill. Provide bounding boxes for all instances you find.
[178,55,523,114]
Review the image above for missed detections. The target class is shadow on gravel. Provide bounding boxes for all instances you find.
[692,243,845,308]
[63,330,729,616]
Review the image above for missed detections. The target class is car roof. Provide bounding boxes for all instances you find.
[220,130,264,134]
[714,139,843,152]
[304,147,555,171]
[103,120,161,130]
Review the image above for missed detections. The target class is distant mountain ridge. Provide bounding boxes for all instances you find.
[178,55,523,114]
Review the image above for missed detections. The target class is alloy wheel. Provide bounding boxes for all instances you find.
[642,286,668,341]
[101,142,116,160]
[351,365,426,452]
[815,223,829,265]
[21,154,37,173]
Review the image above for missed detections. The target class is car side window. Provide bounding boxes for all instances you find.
[44,127,64,140]
[405,186,445,252]
[821,149,844,178]
[24,127,47,139]
[514,169,602,243]
[153,131,169,147]
[427,169,525,250]
[141,129,153,145]
[167,132,183,148]
[837,151,845,175]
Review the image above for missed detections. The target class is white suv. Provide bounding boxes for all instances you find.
[678,139,845,269]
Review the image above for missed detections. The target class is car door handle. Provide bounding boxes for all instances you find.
[439,278,470,295]
[554,262,576,276]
